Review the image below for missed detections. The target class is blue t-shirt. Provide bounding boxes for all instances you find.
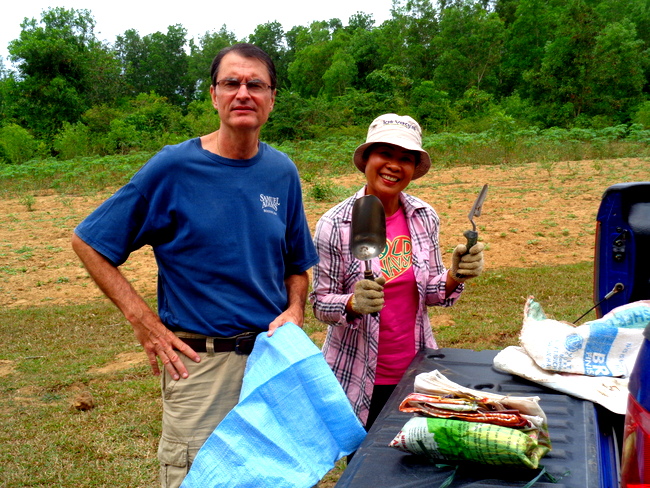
[75,138,318,336]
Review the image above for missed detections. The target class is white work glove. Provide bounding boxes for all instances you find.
[451,242,484,283]
[350,276,386,315]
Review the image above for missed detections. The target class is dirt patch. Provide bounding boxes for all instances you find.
[0,360,14,377]
[0,158,647,309]
[88,351,148,374]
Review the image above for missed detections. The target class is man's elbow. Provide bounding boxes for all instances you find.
[71,232,85,256]
[71,233,95,263]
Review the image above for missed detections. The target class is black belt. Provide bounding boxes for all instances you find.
[176,333,258,355]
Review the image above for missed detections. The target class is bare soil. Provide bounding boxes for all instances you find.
[1,158,647,310]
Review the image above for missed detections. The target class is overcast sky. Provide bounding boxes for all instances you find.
[1,0,394,65]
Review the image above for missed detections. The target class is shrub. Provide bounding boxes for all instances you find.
[632,101,650,128]
[53,122,94,160]
[0,124,41,164]
[184,100,221,137]
[106,119,142,154]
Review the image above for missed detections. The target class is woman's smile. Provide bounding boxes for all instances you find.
[364,143,417,215]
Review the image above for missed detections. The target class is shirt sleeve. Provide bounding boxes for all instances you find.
[309,213,360,328]
[283,176,319,276]
[73,183,153,266]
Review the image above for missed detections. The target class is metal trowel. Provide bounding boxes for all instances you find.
[455,184,488,280]
[350,195,386,281]
[462,184,489,252]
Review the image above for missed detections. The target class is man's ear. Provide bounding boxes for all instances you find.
[269,89,277,111]
[210,85,219,111]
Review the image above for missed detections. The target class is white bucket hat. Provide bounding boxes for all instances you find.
[353,113,431,180]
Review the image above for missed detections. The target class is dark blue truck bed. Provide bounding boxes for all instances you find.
[335,348,621,488]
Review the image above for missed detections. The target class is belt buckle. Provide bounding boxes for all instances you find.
[234,334,256,355]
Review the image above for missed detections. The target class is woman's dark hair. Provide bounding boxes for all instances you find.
[210,43,277,89]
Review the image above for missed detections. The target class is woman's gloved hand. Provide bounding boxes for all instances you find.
[451,242,485,282]
[350,276,386,315]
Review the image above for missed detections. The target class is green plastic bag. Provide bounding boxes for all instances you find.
[390,416,549,469]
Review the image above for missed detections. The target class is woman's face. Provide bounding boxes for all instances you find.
[364,143,417,206]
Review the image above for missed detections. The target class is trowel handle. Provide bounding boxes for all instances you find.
[463,229,478,253]
[364,260,375,281]
[364,262,379,317]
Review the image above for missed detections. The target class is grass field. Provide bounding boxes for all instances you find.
[0,262,594,487]
[0,143,647,486]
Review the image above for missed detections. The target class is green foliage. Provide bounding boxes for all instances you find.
[322,49,358,98]
[105,119,142,154]
[453,88,495,120]
[274,136,360,175]
[7,8,121,140]
[114,25,192,105]
[3,125,648,199]
[502,0,558,95]
[53,122,94,159]
[410,82,455,131]
[433,2,506,97]
[184,99,222,137]
[309,180,339,201]
[0,124,42,164]
[288,39,337,98]
[589,19,647,118]
[188,26,238,99]
[3,2,650,157]
[264,90,388,143]
[632,101,650,128]
[123,92,186,136]
[388,0,439,80]
[0,152,151,196]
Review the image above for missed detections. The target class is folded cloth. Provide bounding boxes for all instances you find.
[181,323,366,488]
[414,370,549,438]
[398,392,531,429]
[392,371,552,469]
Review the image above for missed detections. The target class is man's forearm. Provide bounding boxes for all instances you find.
[267,271,309,335]
[71,233,200,378]
[71,233,153,322]
[285,271,309,323]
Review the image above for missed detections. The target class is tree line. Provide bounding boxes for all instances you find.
[2,0,650,164]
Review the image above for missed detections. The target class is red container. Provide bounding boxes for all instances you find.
[621,396,650,487]
[621,326,650,487]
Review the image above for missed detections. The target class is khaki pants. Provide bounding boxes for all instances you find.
[158,338,249,488]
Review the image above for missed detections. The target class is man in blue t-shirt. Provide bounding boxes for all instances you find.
[72,43,318,488]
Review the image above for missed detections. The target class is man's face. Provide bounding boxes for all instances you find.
[210,52,276,133]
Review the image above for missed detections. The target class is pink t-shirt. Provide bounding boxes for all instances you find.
[375,206,419,385]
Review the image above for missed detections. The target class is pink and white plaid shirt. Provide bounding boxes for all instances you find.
[309,187,463,425]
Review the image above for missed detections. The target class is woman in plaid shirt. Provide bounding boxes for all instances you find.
[309,114,485,429]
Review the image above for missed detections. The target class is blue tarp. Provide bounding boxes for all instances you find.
[181,323,366,488]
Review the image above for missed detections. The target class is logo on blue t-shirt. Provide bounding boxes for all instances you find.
[260,194,280,214]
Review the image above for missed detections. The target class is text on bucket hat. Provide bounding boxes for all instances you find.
[353,114,431,180]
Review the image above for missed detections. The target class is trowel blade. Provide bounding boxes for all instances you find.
[350,195,386,261]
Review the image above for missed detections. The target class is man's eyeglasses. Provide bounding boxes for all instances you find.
[215,79,273,94]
